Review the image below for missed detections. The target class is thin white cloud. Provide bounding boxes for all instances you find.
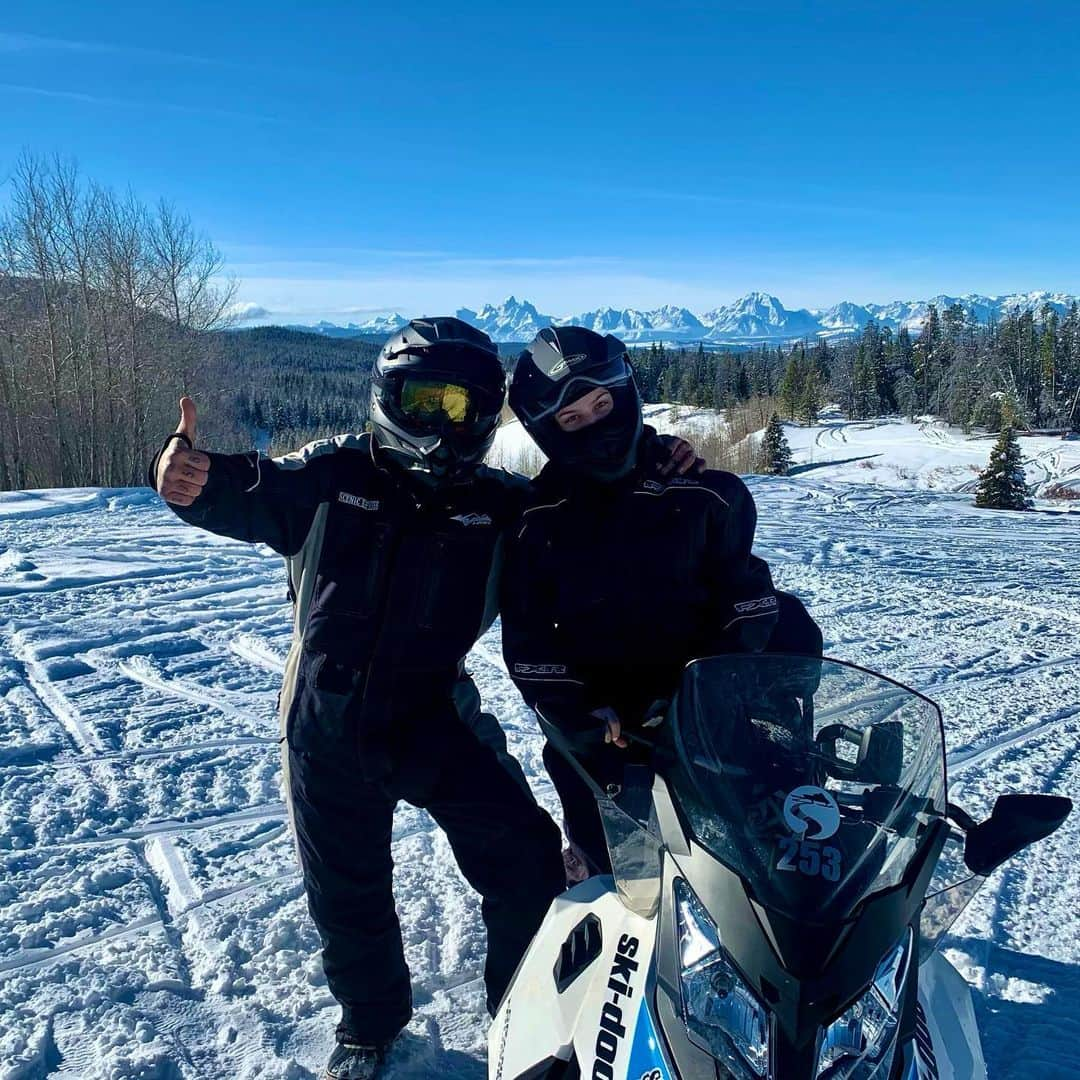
[226,302,271,321]
[610,184,894,220]
[0,83,278,124]
[0,30,227,68]
[228,300,408,323]
[219,242,627,274]
[220,256,1078,324]
[219,241,458,262]
[0,30,321,81]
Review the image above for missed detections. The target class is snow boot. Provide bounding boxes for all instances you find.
[323,1029,388,1080]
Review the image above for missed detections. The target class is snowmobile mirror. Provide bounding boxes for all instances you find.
[964,794,1072,877]
[816,720,903,785]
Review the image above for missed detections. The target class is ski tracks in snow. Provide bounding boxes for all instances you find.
[0,492,502,1077]
[1,484,1078,1078]
[752,475,1080,1080]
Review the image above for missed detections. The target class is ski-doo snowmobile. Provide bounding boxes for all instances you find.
[489,655,1071,1080]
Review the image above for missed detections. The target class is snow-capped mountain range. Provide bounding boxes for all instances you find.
[289,290,1079,345]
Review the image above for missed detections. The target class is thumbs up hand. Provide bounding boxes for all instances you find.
[156,396,212,507]
[177,395,197,444]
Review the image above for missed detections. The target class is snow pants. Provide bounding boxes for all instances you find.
[286,682,564,1045]
[549,590,825,874]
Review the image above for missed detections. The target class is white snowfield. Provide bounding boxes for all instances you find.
[490,406,1080,500]
[0,430,1078,1078]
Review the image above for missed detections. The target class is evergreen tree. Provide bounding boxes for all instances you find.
[778,355,801,420]
[1038,305,1059,421]
[852,349,875,420]
[798,363,823,424]
[974,427,1032,511]
[759,413,793,475]
[624,301,1080,435]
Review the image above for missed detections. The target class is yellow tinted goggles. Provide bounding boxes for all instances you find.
[400,379,472,424]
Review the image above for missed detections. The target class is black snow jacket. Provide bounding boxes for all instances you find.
[501,429,779,734]
[150,429,696,777]
[150,434,527,778]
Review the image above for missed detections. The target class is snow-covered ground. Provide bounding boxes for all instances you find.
[490,406,1080,501]
[1,456,1078,1077]
[779,412,1080,497]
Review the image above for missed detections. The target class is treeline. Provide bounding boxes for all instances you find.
[214,327,379,456]
[632,304,1080,433]
[0,154,239,490]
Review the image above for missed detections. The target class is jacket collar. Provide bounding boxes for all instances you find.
[532,425,663,502]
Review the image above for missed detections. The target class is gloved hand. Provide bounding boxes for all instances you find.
[592,706,628,748]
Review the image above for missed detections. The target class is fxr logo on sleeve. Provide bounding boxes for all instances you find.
[512,663,568,676]
[734,595,779,614]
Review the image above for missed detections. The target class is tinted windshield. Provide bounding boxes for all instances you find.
[669,655,946,922]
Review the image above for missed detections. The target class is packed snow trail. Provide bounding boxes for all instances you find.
[0,482,1077,1078]
[489,408,1080,498]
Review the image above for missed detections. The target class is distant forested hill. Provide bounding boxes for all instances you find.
[211,327,382,456]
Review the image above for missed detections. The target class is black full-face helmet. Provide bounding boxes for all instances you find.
[371,317,506,483]
[509,325,643,480]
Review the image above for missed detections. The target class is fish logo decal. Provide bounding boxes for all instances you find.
[783,785,841,840]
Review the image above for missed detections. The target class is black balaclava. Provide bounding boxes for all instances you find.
[548,384,644,482]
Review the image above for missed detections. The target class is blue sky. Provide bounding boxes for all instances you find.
[2,1,1079,322]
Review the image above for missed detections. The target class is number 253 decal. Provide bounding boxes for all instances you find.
[776,837,842,882]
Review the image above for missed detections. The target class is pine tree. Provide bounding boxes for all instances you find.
[798,364,822,424]
[852,350,874,420]
[759,413,793,475]
[1038,305,1058,421]
[778,354,802,420]
[974,427,1033,511]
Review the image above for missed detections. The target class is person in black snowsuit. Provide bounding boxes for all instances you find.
[501,326,823,875]
[150,317,701,1080]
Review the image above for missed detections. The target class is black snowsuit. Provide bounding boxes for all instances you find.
[501,429,822,872]
[149,433,565,1043]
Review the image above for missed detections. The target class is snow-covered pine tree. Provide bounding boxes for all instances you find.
[760,412,793,475]
[974,427,1033,510]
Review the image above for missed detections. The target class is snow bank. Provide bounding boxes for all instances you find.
[489,405,1080,502]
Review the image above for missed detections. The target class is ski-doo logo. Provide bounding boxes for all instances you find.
[338,491,380,511]
[513,663,568,676]
[735,595,779,614]
[642,479,664,493]
[783,785,841,840]
[450,512,493,527]
[592,935,640,1079]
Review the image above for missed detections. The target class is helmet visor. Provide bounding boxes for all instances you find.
[517,359,633,425]
[400,378,473,424]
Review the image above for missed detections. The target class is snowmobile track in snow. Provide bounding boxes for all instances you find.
[0,483,1077,1079]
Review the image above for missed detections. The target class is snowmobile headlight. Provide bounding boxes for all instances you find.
[816,929,912,1079]
[675,878,769,1079]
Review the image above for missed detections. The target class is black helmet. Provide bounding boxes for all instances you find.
[371,317,505,482]
[510,326,643,480]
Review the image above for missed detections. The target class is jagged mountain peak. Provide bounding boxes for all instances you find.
[272,290,1080,344]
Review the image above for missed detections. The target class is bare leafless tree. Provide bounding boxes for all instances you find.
[0,154,238,489]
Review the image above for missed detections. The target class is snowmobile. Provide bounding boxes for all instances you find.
[489,654,1071,1080]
